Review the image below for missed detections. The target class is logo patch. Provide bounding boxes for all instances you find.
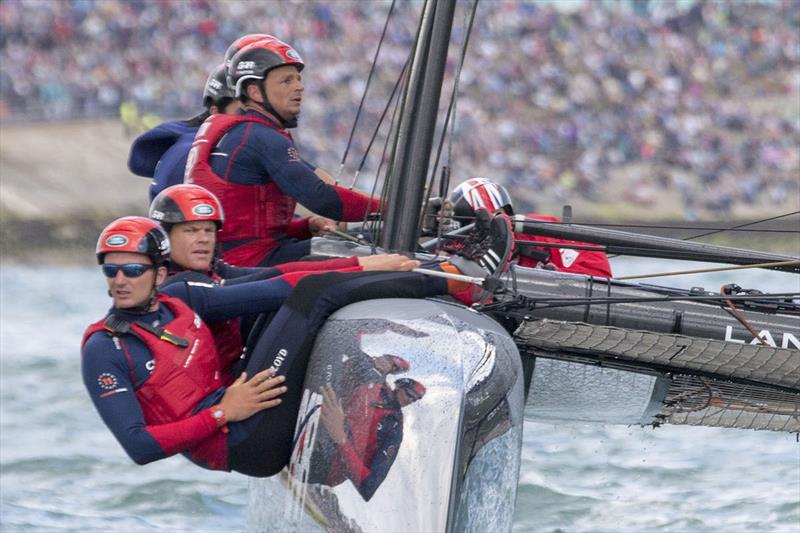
[98,372,119,390]
[192,204,215,217]
[287,147,301,162]
[559,248,579,268]
[286,49,302,62]
[105,235,129,247]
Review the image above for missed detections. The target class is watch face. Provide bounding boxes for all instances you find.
[213,409,224,419]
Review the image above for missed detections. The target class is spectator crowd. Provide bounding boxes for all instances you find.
[1,0,798,219]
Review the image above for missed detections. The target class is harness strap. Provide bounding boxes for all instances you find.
[104,315,190,348]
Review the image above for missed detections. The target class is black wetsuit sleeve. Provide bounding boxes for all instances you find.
[161,277,294,323]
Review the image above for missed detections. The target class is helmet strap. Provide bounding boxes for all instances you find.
[255,82,298,129]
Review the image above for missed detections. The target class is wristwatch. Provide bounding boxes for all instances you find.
[210,405,229,433]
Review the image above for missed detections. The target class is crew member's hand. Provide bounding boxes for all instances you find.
[309,216,337,236]
[319,385,347,445]
[358,254,421,272]
[218,368,287,422]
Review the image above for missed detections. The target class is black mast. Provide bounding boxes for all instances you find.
[380,0,457,253]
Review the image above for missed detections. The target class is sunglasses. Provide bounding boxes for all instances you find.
[102,263,154,278]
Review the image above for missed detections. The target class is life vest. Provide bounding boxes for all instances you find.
[515,214,613,278]
[162,268,243,385]
[82,294,228,470]
[185,113,297,266]
[325,383,399,486]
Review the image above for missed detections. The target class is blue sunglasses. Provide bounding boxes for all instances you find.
[102,263,154,278]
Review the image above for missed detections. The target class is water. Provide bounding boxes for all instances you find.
[1,261,798,532]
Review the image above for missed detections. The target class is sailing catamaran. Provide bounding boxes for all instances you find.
[248,1,799,530]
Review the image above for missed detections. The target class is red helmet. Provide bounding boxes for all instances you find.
[228,37,304,98]
[149,184,224,230]
[203,63,235,109]
[449,178,514,220]
[224,33,276,70]
[96,216,171,265]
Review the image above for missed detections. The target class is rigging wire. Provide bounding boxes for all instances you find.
[684,211,800,241]
[364,67,408,250]
[417,0,480,245]
[483,292,800,311]
[350,58,410,191]
[720,285,770,346]
[615,260,800,280]
[482,215,800,234]
[336,0,397,185]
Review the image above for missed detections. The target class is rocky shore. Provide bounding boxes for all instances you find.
[1,120,796,263]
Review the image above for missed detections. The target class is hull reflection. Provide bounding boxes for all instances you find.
[249,298,524,532]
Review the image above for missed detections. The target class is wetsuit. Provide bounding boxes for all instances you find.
[128,120,197,202]
[515,214,612,277]
[161,256,360,384]
[82,270,448,477]
[188,110,381,266]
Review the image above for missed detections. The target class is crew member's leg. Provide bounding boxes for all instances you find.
[260,238,312,266]
[228,270,448,476]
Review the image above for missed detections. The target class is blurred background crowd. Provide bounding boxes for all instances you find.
[1,0,798,220]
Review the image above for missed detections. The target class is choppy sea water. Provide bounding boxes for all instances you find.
[1,261,798,532]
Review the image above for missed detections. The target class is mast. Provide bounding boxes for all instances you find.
[380,0,457,252]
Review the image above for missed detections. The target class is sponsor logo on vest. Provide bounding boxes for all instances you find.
[272,348,288,370]
[184,339,200,368]
[105,235,129,247]
[145,359,156,372]
[192,204,215,217]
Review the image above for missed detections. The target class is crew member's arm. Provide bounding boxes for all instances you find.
[161,267,360,323]
[217,257,360,285]
[243,132,382,221]
[82,333,223,465]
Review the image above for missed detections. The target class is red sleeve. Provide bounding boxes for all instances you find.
[275,257,359,273]
[337,439,371,484]
[332,184,384,221]
[146,409,219,456]
[286,217,312,239]
[279,265,363,287]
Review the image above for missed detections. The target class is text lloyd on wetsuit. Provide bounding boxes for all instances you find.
[186,111,382,267]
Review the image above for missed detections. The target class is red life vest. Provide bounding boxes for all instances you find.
[185,113,297,266]
[326,383,396,486]
[207,273,243,384]
[82,294,228,470]
[516,214,613,277]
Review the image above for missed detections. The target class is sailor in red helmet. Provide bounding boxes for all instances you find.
[447,178,613,278]
[148,183,423,383]
[82,211,515,477]
[186,36,381,267]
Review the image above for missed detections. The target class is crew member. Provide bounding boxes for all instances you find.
[186,36,382,267]
[148,183,421,382]
[128,64,240,202]
[447,177,613,277]
[82,210,513,477]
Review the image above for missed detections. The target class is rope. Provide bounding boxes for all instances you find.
[616,260,800,280]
